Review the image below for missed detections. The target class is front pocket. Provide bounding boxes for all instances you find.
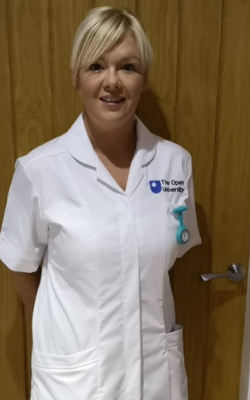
[165,325,188,400]
[31,347,98,400]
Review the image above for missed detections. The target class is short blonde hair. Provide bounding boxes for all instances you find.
[70,7,154,87]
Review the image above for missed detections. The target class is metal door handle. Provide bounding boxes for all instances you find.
[200,263,245,282]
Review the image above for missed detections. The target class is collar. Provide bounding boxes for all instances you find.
[64,113,157,169]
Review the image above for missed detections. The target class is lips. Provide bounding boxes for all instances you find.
[100,97,125,104]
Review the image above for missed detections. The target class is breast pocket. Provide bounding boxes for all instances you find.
[31,346,98,400]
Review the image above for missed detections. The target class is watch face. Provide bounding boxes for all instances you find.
[181,230,190,243]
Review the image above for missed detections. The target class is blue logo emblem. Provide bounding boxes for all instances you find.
[149,180,162,194]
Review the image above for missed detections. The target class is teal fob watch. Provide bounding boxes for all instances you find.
[172,206,190,245]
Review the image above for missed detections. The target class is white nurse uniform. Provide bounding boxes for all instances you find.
[0,114,201,400]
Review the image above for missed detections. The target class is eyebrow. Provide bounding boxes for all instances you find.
[99,56,141,63]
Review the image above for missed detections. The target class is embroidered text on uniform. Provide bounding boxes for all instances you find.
[149,180,185,194]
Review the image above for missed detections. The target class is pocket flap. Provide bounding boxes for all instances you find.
[165,324,183,348]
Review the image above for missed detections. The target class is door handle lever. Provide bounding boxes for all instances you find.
[200,263,245,282]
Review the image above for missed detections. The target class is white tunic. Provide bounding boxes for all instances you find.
[0,114,201,400]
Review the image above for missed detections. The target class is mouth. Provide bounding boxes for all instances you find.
[100,97,125,104]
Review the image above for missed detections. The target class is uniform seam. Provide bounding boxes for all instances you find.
[117,207,129,398]
[186,154,193,184]
[156,146,191,158]
[18,161,47,223]
[19,147,68,168]
[128,199,144,396]
[166,348,173,400]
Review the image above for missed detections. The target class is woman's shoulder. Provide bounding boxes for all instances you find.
[17,133,67,170]
[136,117,191,161]
[152,132,191,161]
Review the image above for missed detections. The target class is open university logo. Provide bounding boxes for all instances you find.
[149,180,185,194]
[149,180,162,194]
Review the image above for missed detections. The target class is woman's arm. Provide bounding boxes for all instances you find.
[11,267,41,314]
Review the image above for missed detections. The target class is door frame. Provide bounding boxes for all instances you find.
[240,247,250,400]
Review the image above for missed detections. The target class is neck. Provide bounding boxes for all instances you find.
[83,113,137,164]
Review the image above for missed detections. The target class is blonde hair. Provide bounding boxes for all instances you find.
[70,7,154,87]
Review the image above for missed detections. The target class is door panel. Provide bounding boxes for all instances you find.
[0,0,26,399]
[172,1,223,399]
[137,0,179,137]
[50,0,91,136]
[173,1,250,400]
[204,1,250,398]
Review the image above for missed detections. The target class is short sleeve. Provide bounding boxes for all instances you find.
[177,157,201,258]
[0,160,48,272]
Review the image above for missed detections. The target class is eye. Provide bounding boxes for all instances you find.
[122,64,136,72]
[89,63,104,72]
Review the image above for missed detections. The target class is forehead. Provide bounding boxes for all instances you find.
[100,35,140,62]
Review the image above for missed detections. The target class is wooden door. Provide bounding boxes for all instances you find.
[159,1,250,399]
[172,2,250,399]
[1,1,250,399]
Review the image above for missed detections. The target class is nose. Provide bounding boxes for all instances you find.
[103,68,121,90]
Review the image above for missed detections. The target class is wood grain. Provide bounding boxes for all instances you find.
[136,0,179,139]
[7,0,52,157]
[0,0,26,398]
[49,0,92,137]
[93,0,135,10]
[205,0,250,398]
[172,1,223,399]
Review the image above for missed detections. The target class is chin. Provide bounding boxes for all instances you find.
[99,111,129,122]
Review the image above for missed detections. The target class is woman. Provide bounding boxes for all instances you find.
[0,7,201,400]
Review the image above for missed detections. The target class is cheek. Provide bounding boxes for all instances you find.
[130,85,144,104]
[78,75,100,99]
[78,85,99,108]
[127,76,145,99]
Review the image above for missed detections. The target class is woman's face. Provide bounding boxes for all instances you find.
[77,35,146,127]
